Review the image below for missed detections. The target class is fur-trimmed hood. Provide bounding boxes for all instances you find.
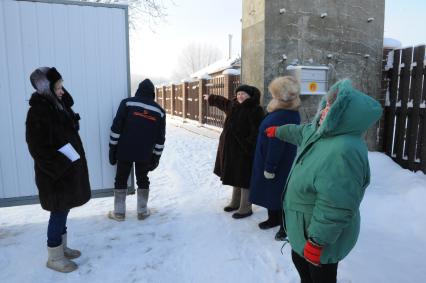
[314,79,383,137]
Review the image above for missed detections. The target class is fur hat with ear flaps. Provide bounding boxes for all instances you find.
[30,67,51,95]
[29,67,68,110]
[266,76,301,113]
[46,67,62,88]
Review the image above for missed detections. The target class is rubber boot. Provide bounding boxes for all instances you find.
[62,233,81,259]
[232,188,253,219]
[137,188,151,220]
[108,189,126,221]
[224,187,241,212]
[275,226,287,241]
[46,244,78,273]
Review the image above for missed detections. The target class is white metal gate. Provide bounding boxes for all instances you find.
[0,0,131,206]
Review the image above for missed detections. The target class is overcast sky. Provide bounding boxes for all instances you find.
[129,0,426,80]
[129,0,242,80]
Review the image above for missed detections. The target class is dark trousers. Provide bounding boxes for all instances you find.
[47,210,69,247]
[115,160,150,190]
[291,250,338,283]
[268,209,283,227]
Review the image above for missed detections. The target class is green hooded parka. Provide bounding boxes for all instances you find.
[275,80,382,264]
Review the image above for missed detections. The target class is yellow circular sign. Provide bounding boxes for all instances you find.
[308,82,318,93]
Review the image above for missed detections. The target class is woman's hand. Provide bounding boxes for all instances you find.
[203,94,210,101]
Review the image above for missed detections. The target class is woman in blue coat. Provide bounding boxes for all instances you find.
[250,76,301,240]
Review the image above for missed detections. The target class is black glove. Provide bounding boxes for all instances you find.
[109,146,117,165]
[148,154,160,171]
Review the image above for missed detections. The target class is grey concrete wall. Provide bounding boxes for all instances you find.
[242,0,385,150]
[241,0,265,105]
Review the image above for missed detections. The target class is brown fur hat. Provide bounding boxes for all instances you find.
[266,76,301,112]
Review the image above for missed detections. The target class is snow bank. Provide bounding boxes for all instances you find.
[0,121,425,283]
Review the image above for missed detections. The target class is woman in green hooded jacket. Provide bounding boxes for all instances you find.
[265,79,382,283]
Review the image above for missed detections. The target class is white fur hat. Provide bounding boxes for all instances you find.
[267,76,301,112]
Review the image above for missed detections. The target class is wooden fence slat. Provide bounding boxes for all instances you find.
[198,79,206,124]
[406,46,425,168]
[204,76,228,127]
[383,45,426,174]
[154,74,241,127]
[384,49,401,156]
[170,84,175,116]
[394,47,412,163]
[187,81,199,121]
[420,58,426,172]
[160,87,165,108]
[182,82,188,119]
[176,84,183,116]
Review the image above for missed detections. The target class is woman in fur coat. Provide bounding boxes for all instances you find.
[249,76,300,241]
[26,67,91,273]
[203,85,264,219]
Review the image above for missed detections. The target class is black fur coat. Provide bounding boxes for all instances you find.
[26,91,91,211]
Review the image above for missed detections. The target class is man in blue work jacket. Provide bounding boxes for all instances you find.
[108,79,166,221]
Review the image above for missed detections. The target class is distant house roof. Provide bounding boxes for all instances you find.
[190,56,241,79]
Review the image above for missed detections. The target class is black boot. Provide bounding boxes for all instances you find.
[258,209,281,230]
[224,187,241,212]
[275,226,287,241]
[232,188,252,219]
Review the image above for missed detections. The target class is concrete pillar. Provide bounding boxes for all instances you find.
[242,0,385,149]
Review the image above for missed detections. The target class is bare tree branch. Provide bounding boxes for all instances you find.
[172,43,223,80]
[79,0,173,30]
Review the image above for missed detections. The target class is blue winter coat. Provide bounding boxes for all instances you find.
[249,109,300,210]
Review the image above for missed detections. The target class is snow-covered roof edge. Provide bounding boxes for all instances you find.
[190,55,241,78]
[222,69,240,75]
[384,38,402,49]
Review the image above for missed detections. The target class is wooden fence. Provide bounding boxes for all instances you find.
[155,74,240,127]
[382,45,426,173]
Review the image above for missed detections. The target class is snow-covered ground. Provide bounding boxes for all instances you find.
[1,119,425,283]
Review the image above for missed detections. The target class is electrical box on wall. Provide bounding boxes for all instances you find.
[286,66,329,95]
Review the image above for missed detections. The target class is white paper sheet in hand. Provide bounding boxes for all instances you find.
[58,143,80,162]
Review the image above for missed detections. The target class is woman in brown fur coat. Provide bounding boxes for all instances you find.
[204,85,264,219]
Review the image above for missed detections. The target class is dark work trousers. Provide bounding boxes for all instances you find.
[47,209,70,247]
[115,160,151,190]
[291,250,338,283]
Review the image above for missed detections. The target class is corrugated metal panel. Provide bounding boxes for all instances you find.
[0,0,130,200]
